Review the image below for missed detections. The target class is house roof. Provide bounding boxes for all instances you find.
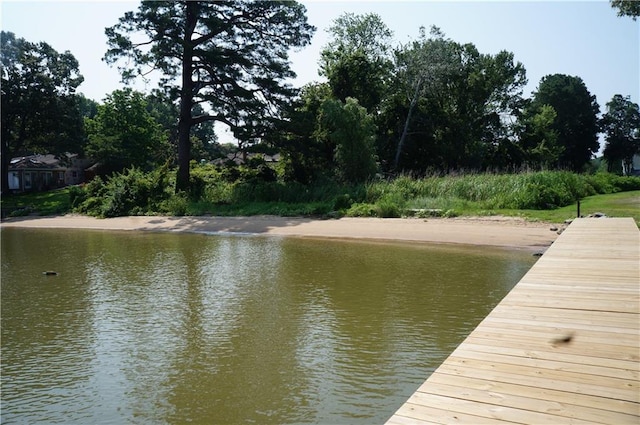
[9,154,65,170]
[8,153,89,170]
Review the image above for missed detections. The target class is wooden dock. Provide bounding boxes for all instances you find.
[386,218,640,424]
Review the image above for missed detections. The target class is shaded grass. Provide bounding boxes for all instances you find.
[1,187,72,217]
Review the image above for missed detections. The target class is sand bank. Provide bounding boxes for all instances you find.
[1,214,558,251]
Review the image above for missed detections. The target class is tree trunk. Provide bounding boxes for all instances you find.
[393,78,422,171]
[175,2,198,193]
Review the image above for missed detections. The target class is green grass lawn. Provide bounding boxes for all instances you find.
[1,187,72,217]
[491,190,640,225]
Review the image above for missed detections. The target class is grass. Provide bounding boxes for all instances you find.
[1,187,72,217]
[2,172,638,225]
[492,191,640,224]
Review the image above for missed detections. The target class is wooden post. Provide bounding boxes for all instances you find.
[576,199,581,218]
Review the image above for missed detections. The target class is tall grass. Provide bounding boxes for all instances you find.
[65,167,640,219]
[363,171,640,212]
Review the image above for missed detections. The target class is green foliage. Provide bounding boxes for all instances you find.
[321,97,378,183]
[104,1,315,192]
[1,31,85,193]
[275,82,335,184]
[611,0,640,19]
[345,203,377,217]
[320,12,393,112]
[68,185,86,209]
[519,104,562,167]
[73,166,171,218]
[85,89,170,175]
[375,199,401,218]
[1,187,73,217]
[363,171,640,211]
[525,74,600,171]
[333,193,354,210]
[5,169,640,226]
[601,94,640,175]
[387,27,527,172]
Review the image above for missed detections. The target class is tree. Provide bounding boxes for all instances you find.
[611,0,640,19]
[526,74,600,171]
[273,82,335,183]
[320,97,378,183]
[84,89,170,175]
[145,92,219,162]
[601,94,640,174]
[76,93,99,119]
[1,31,85,193]
[385,27,527,172]
[104,1,314,192]
[319,13,393,112]
[392,26,458,170]
[518,104,562,168]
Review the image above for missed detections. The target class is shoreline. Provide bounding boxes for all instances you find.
[1,214,559,251]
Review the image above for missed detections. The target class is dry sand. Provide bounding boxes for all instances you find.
[1,214,558,251]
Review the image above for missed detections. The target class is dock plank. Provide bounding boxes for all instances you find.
[385,218,640,424]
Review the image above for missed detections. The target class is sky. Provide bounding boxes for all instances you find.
[2,0,639,144]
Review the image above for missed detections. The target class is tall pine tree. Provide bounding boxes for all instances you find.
[105,1,314,191]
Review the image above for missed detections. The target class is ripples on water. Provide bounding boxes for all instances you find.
[1,228,535,424]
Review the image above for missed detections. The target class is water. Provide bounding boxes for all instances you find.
[1,228,536,424]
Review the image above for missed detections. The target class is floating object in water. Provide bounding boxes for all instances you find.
[42,271,58,276]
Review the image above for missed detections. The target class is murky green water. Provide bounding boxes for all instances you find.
[1,227,535,424]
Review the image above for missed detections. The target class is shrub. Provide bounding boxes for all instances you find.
[333,193,353,211]
[375,199,401,218]
[73,166,171,217]
[68,185,86,209]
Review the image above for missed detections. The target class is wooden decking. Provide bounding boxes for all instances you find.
[386,218,640,424]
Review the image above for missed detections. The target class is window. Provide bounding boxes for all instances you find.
[43,172,53,186]
[8,172,20,190]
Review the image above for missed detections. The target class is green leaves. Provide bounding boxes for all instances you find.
[1,31,85,192]
[320,97,378,184]
[602,94,640,174]
[387,28,527,172]
[104,1,315,191]
[611,0,640,20]
[85,89,170,175]
[527,74,600,171]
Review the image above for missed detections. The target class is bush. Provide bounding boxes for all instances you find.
[376,199,401,218]
[333,194,354,211]
[68,185,86,209]
[73,166,171,217]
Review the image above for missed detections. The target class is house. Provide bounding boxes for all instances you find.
[211,152,281,166]
[8,154,94,192]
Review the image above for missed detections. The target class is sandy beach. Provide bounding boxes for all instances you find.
[1,214,558,251]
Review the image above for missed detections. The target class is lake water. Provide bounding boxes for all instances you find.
[1,227,535,424]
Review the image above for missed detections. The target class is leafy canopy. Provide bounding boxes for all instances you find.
[528,74,600,172]
[601,94,640,174]
[104,1,315,191]
[1,31,84,192]
[85,89,170,175]
[610,0,640,19]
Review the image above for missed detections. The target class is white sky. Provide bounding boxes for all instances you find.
[2,0,639,144]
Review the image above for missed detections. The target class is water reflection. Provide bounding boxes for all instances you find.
[1,228,536,424]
